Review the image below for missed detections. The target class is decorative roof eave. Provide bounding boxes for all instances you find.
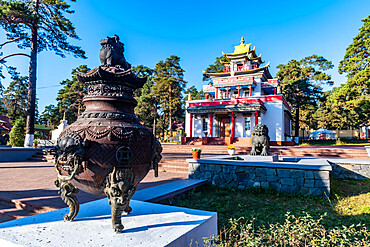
[214,80,256,88]
[76,66,147,89]
[187,104,266,114]
[203,62,271,77]
[223,50,259,61]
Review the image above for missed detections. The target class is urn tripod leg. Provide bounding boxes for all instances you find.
[122,186,136,215]
[103,167,135,233]
[55,179,79,221]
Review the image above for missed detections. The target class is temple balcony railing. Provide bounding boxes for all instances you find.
[186,95,291,112]
[223,65,257,73]
[188,98,265,108]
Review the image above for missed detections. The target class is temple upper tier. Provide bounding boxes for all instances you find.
[184,38,293,146]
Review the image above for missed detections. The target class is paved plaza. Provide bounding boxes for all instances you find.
[0,157,187,223]
[0,144,368,223]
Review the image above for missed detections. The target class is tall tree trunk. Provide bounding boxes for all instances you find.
[153,116,156,136]
[153,103,157,136]
[24,0,39,147]
[162,114,165,139]
[294,105,300,138]
[169,84,172,131]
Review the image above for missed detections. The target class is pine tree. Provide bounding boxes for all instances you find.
[38,104,61,127]
[336,15,370,127]
[8,118,25,146]
[184,86,204,101]
[276,55,333,136]
[0,82,6,116]
[203,56,228,81]
[56,65,89,123]
[132,65,158,131]
[0,0,86,146]
[153,56,187,133]
[3,72,28,123]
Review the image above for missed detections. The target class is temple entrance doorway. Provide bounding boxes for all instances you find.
[219,117,231,137]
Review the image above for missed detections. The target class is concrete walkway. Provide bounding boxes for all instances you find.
[0,160,187,223]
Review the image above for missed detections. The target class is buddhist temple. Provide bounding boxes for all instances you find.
[184,37,293,145]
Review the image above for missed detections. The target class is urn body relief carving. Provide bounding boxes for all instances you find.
[54,35,162,233]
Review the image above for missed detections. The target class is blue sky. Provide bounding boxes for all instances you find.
[1,0,369,112]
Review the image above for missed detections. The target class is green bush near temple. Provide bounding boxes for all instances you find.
[8,119,25,147]
[299,138,369,146]
[174,178,369,246]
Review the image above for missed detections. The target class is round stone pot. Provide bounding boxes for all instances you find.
[228,149,236,156]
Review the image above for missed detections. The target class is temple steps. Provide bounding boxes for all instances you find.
[158,160,189,174]
[161,144,369,159]
[27,152,54,162]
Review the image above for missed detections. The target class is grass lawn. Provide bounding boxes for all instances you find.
[173,178,369,246]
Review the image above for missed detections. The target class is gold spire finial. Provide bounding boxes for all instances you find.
[240,37,245,44]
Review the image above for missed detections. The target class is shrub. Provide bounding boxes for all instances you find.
[8,119,25,147]
[336,138,349,145]
[192,148,201,152]
[200,213,369,246]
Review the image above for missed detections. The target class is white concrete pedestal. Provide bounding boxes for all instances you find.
[0,199,217,247]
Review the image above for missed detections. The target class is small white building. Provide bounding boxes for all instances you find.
[51,120,68,141]
[185,38,292,145]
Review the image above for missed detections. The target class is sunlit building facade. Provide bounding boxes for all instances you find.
[185,38,292,145]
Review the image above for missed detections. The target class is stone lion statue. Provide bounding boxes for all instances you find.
[250,124,270,156]
[99,34,131,69]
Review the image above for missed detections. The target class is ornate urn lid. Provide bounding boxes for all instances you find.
[76,34,146,90]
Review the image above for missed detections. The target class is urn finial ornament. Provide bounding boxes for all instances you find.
[99,34,131,69]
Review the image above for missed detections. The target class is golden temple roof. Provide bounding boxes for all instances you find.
[233,37,251,54]
[224,37,251,56]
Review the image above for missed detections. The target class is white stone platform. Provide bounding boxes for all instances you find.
[241,154,279,162]
[0,198,217,247]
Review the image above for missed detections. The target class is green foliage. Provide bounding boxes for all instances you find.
[321,15,370,128]
[132,65,157,128]
[0,0,86,142]
[56,65,89,123]
[202,213,369,246]
[3,71,28,123]
[0,0,86,58]
[8,118,24,146]
[153,55,187,133]
[38,104,61,126]
[338,15,370,91]
[0,83,6,116]
[203,56,228,81]
[184,86,204,101]
[175,178,370,245]
[314,85,361,129]
[276,55,333,133]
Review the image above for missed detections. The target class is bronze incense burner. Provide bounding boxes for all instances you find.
[54,35,162,233]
